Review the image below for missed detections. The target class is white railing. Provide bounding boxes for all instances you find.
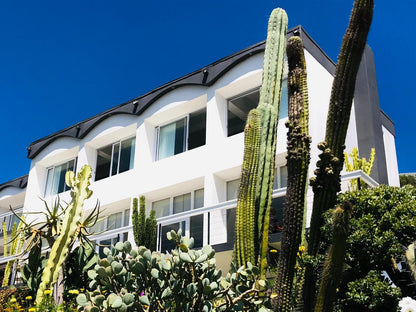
[0,170,378,264]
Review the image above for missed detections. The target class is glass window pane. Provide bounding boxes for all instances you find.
[160,222,185,253]
[270,196,285,234]
[279,79,288,118]
[158,122,176,160]
[174,118,186,156]
[173,193,191,214]
[226,179,240,201]
[194,189,204,209]
[188,109,206,150]
[45,168,55,197]
[124,209,130,227]
[111,143,120,176]
[119,138,135,173]
[152,198,170,219]
[190,215,203,248]
[227,89,259,136]
[63,159,76,192]
[96,145,112,181]
[280,166,288,188]
[108,212,122,230]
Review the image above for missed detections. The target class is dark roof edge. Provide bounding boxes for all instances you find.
[0,175,28,193]
[380,109,395,137]
[26,26,335,160]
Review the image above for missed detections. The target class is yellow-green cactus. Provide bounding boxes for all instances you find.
[344,147,375,191]
[36,165,93,304]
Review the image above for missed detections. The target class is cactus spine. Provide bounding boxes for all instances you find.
[302,0,374,310]
[256,7,287,278]
[233,109,261,268]
[273,35,310,312]
[36,165,93,304]
[232,8,287,276]
[132,196,157,250]
[314,202,352,312]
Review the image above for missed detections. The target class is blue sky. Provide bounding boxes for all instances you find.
[0,0,414,183]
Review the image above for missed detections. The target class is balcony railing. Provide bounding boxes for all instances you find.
[0,170,378,264]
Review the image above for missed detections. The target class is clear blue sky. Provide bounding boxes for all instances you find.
[0,0,414,184]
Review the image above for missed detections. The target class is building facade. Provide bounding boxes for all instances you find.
[0,27,399,271]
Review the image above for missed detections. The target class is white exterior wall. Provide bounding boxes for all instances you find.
[19,48,369,244]
[382,126,400,186]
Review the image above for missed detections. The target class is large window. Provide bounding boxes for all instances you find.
[153,189,204,251]
[155,109,206,160]
[95,137,135,181]
[227,80,288,136]
[0,209,22,236]
[45,158,77,197]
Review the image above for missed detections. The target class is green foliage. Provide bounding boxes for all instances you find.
[132,196,157,251]
[314,203,352,312]
[272,35,311,312]
[36,165,93,304]
[400,174,416,187]
[20,242,47,297]
[344,147,375,191]
[78,230,272,312]
[342,271,401,312]
[320,185,416,306]
[64,243,99,292]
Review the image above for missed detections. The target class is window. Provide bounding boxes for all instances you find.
[153,189,204,251]
[0,210,22,236]
[90,209,130,233]
[45,158,77,197]
[155,109,206,160]
[273,165,288,189]
[95,137,135,181]
[227,79,288,136]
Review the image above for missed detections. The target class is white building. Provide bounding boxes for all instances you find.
[0,26,399,272]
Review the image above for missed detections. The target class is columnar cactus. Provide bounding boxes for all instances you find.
[132,196,157,250]
[273,35,311,312]
[314,202,352,312]
[233,110,261,268]
[256,8,288,278]
[302,0,374,310]
[36,165,93,304]
[2,219,25,286]
[232,8,287,276]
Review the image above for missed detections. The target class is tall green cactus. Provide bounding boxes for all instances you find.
[256,7,287,278]
[35,165,93,304]
[132,196,157,250]
[302,0,374,310]
[233,109,261,268]
[232,8,287,276]
[314,202,352,312]
[273,35,310,312]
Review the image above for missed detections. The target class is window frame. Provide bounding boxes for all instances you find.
[154,108,206,161]
[44,157,77,197]
[226,79,288,137]
[95,136,136,181]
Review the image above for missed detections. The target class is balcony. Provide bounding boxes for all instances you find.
[0,170,378,266]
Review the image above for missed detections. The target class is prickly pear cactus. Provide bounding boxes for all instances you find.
[273,35,311,312]
[36,165,93,304]
[78,231,272,312]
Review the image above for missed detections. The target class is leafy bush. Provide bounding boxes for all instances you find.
[321,185,416,308]
[77,230,273,311]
